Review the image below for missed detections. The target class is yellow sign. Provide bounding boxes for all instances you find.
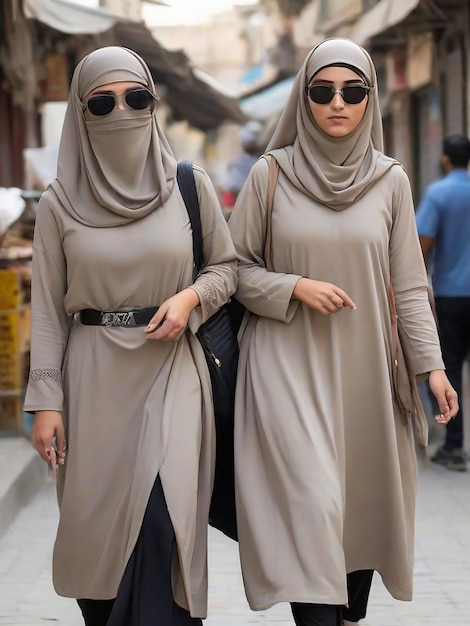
[0,270,20,309]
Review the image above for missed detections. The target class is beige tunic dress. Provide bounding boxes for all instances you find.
[229,154,444,611]
[24,164,237,618]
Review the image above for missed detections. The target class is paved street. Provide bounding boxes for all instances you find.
[0,456,469,626]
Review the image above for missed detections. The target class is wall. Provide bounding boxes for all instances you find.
[149,6,278,92]
[103,0,142,19]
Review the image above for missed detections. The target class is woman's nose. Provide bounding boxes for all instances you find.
[331,92,344,108]
[115,95,126,110]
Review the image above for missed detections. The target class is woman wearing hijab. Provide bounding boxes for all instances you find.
[228,38,457,626]
[25,46,237,626]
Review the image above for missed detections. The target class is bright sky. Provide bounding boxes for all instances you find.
[142,0,256,26]
[70,0,256,26]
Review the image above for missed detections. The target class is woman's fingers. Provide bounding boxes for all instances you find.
[145,307,167,333]
[55,421,67,464]
[334,288,356,310]
[47,446,58,474]
[320,288,356,315]
[32,425,55,462]
[32,411,66,464]
[294,279,356,314]
[429,371,459,425]
[145,293,196,341]
[33,440,50,463]
[330,295,345,309]
[149,318,184,341]
[146,310,186,340]
[434,412,450,425]
[434,393,457,424]
[442,388,459,421]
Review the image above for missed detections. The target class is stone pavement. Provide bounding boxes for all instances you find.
[0,456,469,626]
[0,437,46,541]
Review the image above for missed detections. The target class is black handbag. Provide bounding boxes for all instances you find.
[176,160,241,541]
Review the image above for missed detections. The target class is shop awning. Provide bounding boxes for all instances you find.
[348,0,421,45]
[22,1,246,131]
[23,0,123,35]
[113,21,246,131]
[239,76,295,122]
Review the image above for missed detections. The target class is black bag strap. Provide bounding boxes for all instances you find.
[176,160,203,275]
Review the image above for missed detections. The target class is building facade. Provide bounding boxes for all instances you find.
[0,0,245,189]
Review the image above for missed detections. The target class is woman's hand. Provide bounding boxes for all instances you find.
[428,370,459,424]
[293,278,356,316]
[32,410,66,468]
[145,288,200,341]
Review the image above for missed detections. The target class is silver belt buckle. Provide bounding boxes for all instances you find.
[100,311,136,327]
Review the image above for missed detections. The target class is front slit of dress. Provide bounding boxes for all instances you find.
[78,474,202,626]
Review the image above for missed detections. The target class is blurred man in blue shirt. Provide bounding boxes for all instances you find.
[416,135,470,471]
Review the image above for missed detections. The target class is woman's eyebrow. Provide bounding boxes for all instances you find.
[88,89,115,96]
[89,87,144,96]
[310,78,365,85]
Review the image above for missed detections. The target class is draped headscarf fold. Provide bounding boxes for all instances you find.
[50,46,177,227]
[266,38,398,210]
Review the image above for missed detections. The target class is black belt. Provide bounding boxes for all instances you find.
[80,306,158,327]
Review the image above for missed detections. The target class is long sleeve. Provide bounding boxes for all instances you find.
[389,166,444,376]
[187,165,238,333]
[24,194,70,412]
[227,157,301,322]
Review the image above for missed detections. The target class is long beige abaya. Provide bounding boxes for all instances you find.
[24,47,238,618]
[228,38,444,611]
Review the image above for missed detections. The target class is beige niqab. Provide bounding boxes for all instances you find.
[51,46,177,227]
[267,38,396,209]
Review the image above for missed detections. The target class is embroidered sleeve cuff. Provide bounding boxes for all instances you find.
[189,280,220,323]
[23,368,64,412]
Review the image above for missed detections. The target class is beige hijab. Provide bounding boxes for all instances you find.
[266,38,397,210]
[50,46,177,227]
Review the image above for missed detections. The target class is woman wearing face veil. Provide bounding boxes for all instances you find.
[24,46,237,626]
[228,38,457,626]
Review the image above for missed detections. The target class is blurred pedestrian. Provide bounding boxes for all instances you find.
[25,46,237,626]
[221,120,264,215]
[229,38,458,626]
[416,134,470,471]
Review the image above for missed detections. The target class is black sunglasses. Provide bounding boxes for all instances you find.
[82,88,157,117]
[305,84,371,105]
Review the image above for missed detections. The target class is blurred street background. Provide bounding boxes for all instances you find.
[1,0,468,203]
[1,1,470,625]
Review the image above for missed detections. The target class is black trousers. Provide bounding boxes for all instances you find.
[290,569,374,626]
[77,476,201,626]
[433,297,470,450]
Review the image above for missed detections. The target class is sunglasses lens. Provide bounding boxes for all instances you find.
[307,85,369,105]
[86,95,115,116]
[125,89,154,110]
[342,86,368,104]
[308,85,334,105]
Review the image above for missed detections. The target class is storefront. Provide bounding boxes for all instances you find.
[441,30,467,136]
[407,32,443,198]
[410,86,443,200]
[381,47,413,177]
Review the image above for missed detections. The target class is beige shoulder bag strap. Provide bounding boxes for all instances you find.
[263,155,280,271]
